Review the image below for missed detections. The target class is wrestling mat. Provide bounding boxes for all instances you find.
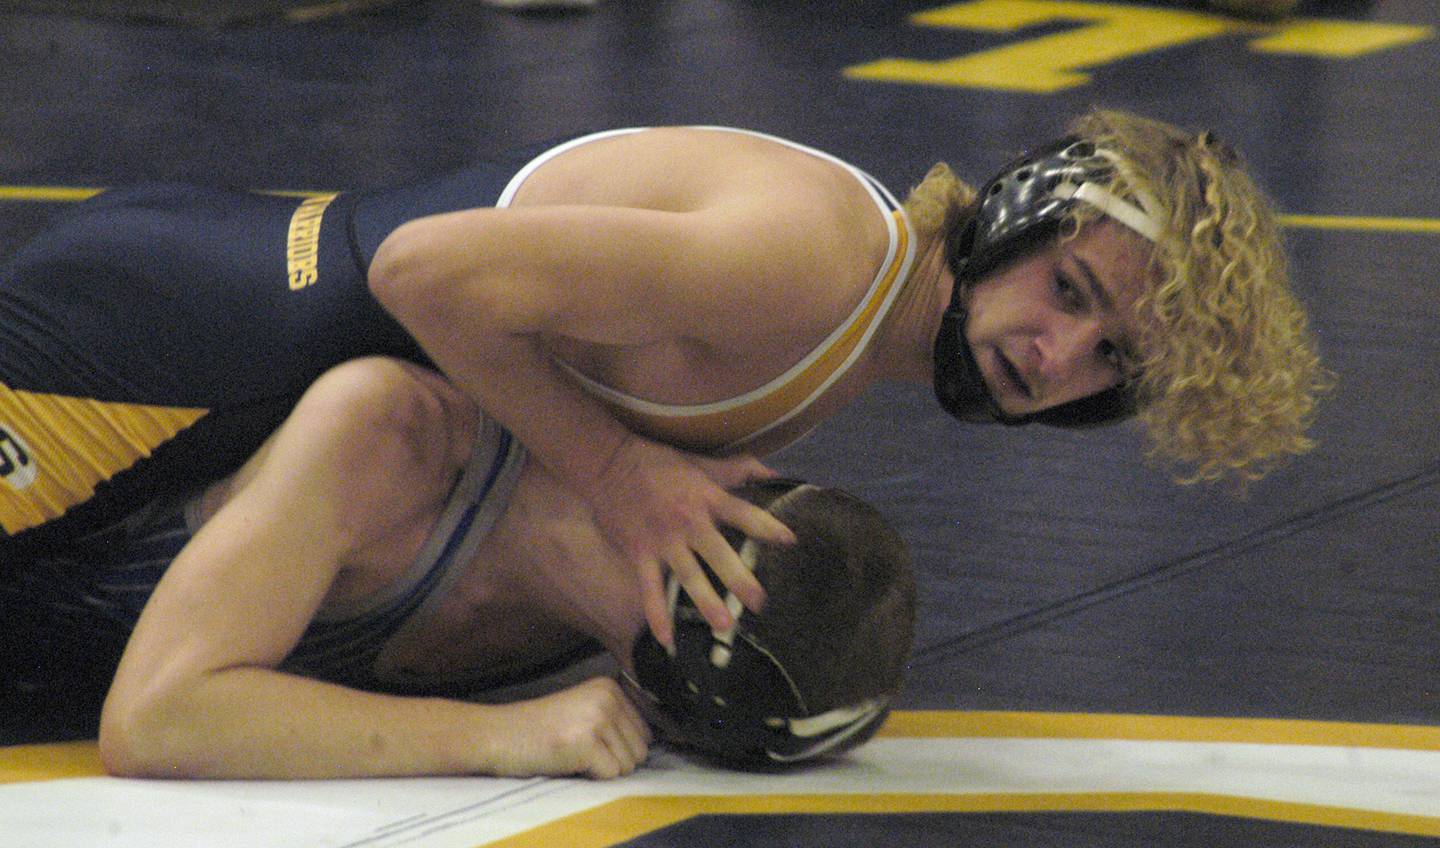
[0,0,408,26]
[2,0,1438,845]
[6,711,1439,846]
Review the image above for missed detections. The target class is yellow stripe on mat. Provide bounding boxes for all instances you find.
[0,186,331,202]
[1277,213,1440,233]
[482,792,1440,847]
[0,742,103,784]
[877,710,1440,751]
[0,186,105,202]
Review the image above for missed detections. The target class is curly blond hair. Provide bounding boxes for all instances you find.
[903,109,1331,485]
[901,161,976,244]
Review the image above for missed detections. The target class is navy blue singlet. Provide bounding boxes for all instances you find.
[0,146,547,550]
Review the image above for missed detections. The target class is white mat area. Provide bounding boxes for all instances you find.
[8,733,1440,847]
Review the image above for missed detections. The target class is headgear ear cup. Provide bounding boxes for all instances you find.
[629,482,909,769]
[934,137,1158,429]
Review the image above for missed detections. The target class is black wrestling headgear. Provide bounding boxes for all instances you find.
[628,480,893,770]
[933,136,1162,428]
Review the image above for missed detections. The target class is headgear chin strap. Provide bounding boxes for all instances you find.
[933,137,1159,429]
[628,483,891,769]
[932,285,1005,424]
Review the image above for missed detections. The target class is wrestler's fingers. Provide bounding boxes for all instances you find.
[692,526,765,613]
[614,697,652,766]
[591,708,647,779]
[693,453,780,489]
[667,545,734,632]
[584,745,625,780]
[639,560,675,651]
[599,734,639,778]
[713,490,796,547]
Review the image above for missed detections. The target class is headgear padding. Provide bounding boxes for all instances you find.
[629,480,914,769]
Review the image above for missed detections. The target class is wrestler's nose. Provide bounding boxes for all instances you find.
[1034,314,1106,386]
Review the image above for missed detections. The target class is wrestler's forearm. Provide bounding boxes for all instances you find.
[99,668,512,779]
[429,331,630,501]
[368,235,633,497]
[100,668,648,780]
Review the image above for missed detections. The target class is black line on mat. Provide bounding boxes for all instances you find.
[909,463,1440,669]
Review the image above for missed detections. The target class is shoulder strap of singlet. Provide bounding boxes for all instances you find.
[368,414,527,688]
[496,126,917,453]
[281,416,525,688]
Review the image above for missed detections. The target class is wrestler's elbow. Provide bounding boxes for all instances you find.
[368,221,440,322]
[372,220,488,317]
[97,719,164,778]
[370,219,546,340]
[98,684,204,779]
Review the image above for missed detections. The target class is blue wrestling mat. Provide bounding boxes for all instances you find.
[2,1,1437,845]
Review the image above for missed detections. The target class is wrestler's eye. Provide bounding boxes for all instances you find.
[1054,272,1083,310]
[1099,339,1122,371]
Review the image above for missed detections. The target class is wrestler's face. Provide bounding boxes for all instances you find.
[963,220,1151,416]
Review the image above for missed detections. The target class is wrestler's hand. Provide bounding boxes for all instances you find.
[497,678,652,779]
[587,436,796,650]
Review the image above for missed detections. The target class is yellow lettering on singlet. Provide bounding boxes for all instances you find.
[286,193,338,291]
[845,1,1433,93]
[0,383,207,535]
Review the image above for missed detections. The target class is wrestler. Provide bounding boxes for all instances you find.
[18,357,910,778]
[0,110,1328,650]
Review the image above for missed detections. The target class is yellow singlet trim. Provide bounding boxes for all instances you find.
[570,210,912,452]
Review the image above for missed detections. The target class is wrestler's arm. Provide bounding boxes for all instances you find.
[99,358,649,780]
[368,201,809,647]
